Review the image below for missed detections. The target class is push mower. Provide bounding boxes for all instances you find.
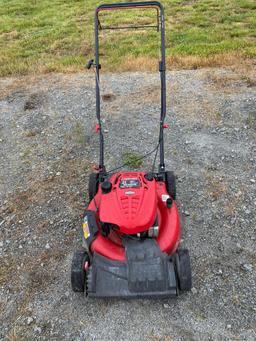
[71,1,192,298]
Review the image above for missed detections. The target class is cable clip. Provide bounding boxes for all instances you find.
[94,124,101,133]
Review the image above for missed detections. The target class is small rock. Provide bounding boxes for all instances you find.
[184,211,190,216]
[163,303,170,308]
[227,324,231,329]
[250,179,255,183]
[34,326,42,333]
[45,243,50,249]
[27,317,34,325]
[56,171,61,176]
[191,287,197,294]
[241,263,253,272]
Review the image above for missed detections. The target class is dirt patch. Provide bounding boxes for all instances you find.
[24,92,46,111]
[102,93,116,101]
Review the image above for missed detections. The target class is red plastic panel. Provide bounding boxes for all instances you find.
[99,172,157,234]
[88,173,181,261]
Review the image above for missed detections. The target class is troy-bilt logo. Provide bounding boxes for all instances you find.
[125,191,135,195]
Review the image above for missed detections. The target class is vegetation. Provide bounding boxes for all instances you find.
[122,152,143,169]
[0,0,255,76]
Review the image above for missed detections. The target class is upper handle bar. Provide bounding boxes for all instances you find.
[96,1,163,31]
[96,1,163,12]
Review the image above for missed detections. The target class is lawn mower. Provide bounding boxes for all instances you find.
[71,1,192,298]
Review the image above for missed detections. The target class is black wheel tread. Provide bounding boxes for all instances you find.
[176,248,192,292]
[165,171,176,200]
[88,173,99,201]
[71,250,88,292]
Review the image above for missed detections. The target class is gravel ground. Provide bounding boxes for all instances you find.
[0,66,256,340]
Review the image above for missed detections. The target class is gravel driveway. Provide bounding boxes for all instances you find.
[0,66,256,340]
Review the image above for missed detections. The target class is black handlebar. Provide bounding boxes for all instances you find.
[96,1,163,11]
[93,1,166,173]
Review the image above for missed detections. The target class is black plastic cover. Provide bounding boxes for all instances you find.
[87,238,178,298]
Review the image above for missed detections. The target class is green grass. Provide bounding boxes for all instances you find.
[122,152,143,169]
[0,0,255,76]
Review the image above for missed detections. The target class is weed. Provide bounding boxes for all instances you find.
[241,76,256,87]
[246,112,256,128]
[24,130,37,137]
[122,152,143,169]
[65,121,86,145]
[7,327,23,341]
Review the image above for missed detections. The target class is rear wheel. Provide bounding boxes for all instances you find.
[71,250,89,293]
[174,249,192,292]
[88,173,99,201]
[165,171,176,200]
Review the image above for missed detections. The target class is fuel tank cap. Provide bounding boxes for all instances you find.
[101,180,112,194]
[144,172,154,181]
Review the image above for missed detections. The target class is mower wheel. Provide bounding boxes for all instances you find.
[88,173,99,201]
[71,250,89,292]
[175,249,192,292]
[165,171,176,200]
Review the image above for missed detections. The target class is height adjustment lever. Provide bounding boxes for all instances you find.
[86,59,95,69]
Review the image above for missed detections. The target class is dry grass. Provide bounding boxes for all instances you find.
[205,66,256,93]
[117,56,159,72]
[130,85,160,103]
[115,52,255,72]
[0,73,94,102]
[0,257,16,286]
[224,189,245,217]
[168,52,252,70]
[204,171,246,218]
[206,179,228,201]
[172,96,221,126]
[6,327,23,341]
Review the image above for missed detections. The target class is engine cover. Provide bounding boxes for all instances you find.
[98,172,157,234]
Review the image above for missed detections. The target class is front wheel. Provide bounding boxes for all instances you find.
[71,250,89,293]
[165,171,176,200]
[88,173,99,201]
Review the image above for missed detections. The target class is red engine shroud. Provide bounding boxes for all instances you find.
[88,172,181,261]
